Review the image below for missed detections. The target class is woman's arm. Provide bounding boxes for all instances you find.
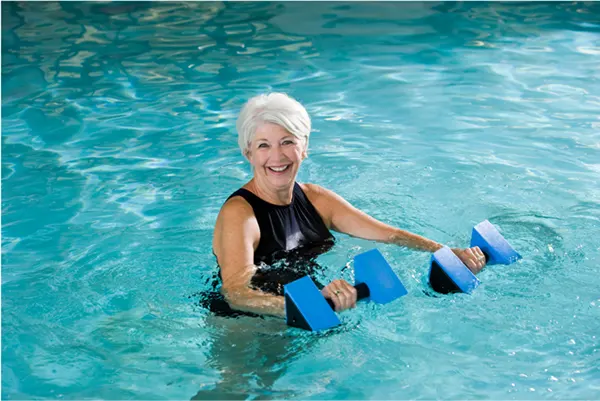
[302,184,486,273]
[303,184,443,251]
[213,197,286,318]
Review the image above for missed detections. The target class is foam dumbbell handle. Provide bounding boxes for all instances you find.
[324,282,370,310]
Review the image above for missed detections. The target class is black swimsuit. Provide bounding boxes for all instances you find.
[199,182,335,316]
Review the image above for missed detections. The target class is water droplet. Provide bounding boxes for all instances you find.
[568,339,576,345]
[549,376,558,381]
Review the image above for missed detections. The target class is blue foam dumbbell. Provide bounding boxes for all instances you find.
[429,220,521,294]
[283,249,408,331]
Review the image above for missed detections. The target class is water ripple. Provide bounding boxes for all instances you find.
[2,1,600,400]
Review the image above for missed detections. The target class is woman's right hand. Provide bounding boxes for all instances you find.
[321,279,357,312]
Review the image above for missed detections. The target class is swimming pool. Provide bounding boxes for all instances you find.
[2,1,599,399]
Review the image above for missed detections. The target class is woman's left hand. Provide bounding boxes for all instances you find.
[451,246,487,274]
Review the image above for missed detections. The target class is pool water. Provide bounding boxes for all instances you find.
[2,1,599,399]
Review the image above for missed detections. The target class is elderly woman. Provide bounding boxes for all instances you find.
[212,92,486,318]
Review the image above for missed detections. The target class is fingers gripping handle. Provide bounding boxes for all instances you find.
[325,282,370,310]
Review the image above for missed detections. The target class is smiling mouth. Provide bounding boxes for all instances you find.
[268,165,290,173]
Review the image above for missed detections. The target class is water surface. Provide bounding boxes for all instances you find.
[2,2,600,399]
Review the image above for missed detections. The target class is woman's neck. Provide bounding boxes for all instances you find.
[247,178,294,205]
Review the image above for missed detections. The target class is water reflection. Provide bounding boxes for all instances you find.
[2,1,600,399]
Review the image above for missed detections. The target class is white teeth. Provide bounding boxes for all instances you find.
[269,165,289,172]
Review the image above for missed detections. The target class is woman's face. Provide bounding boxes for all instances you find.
[246,122,306,191]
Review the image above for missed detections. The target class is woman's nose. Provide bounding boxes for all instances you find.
[270,145,285,160]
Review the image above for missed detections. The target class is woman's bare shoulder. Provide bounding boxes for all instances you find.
[298,182,326,197]
[216,195,255,225]
[213,194,260,256]
[298,182,338,227]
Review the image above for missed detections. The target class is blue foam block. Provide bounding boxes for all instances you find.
[354,249,408,304]
[430,246,480,294]
[284,276,340,331]
[470,220,522,265]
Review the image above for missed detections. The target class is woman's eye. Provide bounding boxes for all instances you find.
[283,140,295,145]
[258,143,269,148]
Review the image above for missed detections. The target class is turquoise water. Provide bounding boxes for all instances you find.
[2,1,600,399]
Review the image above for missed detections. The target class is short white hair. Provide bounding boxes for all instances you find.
[236,92,311,156]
